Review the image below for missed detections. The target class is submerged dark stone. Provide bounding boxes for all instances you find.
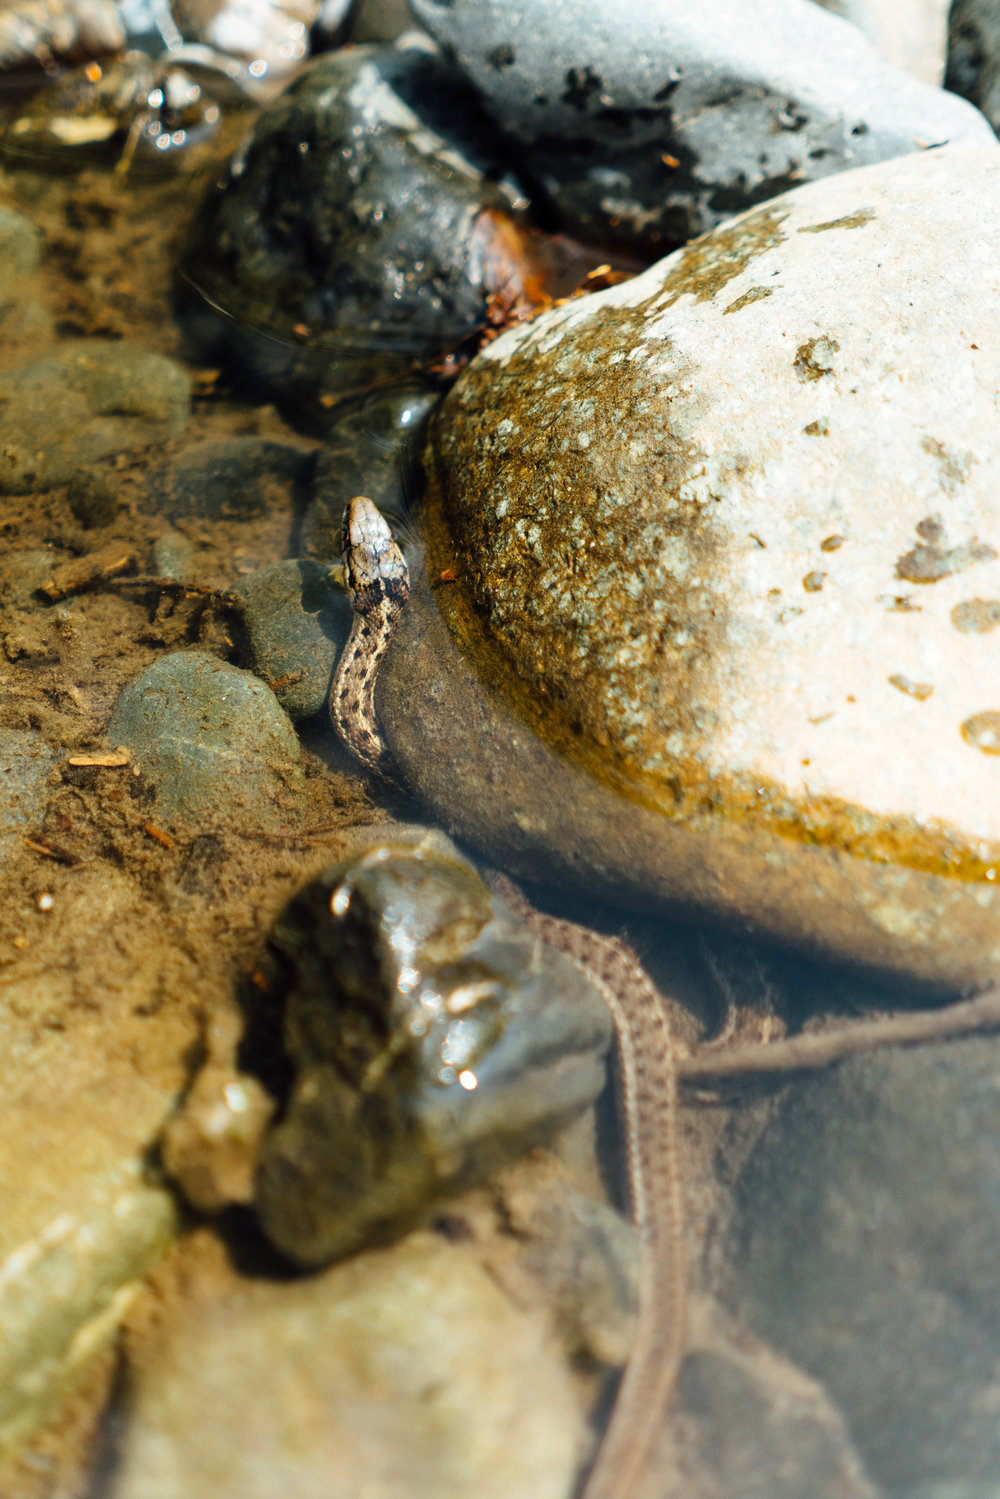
[254,831,612,1266]
[177,42,544,416]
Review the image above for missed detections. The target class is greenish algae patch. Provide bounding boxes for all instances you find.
[797,207,876,233]
[794,335,839,381]
[652,204,788,307]
[419,498,1000,890]
[723,287,773,315]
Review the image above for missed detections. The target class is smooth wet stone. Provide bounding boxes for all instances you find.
[300,382,439,557]
[0,341,190,495]
[106,1231,582,1499]
[177,43,543,411]
[235,558,351,719]
[381,142,1000,990]
[947,0,1000,135]
[410,0,991,250]
[255,831,612,1266]
[0,727,59,851]
[106,651,305,829]
[143,437,312,521]
[724,1037,1000,1498]
[151,528,196,580]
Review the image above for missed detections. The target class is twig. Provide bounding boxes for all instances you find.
[679,986,1000,1080]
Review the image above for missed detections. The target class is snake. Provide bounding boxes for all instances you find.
[329,492,686,1497]
[328,494,410,780]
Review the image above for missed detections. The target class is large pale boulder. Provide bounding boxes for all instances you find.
[381,142,1000,990]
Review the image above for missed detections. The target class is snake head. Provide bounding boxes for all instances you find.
[342,495,410,613]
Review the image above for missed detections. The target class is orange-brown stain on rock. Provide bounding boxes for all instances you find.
[952,598,1000,633]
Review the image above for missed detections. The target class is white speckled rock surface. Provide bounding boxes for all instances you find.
[382,142,1000,988]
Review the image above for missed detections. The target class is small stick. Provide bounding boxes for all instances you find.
[679,985,1000,1080]
[38,547,138,602]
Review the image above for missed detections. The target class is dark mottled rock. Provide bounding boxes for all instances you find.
[379,143,1000,991]
[300,381,438,556]
[254,830,612,1266]
[0,341,190,494]
[177,43,543,414]
[143,437,312,521]
[411,0,992,249]
[106,651,305,828]
[725,1037,1000,1498]
[947,0,1000,135]
[235,558,351,719]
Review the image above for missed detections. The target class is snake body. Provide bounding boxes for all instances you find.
[329,495,409,779]
[330,495,686,1495]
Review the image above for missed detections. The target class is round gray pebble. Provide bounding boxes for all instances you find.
[107,651,305,829]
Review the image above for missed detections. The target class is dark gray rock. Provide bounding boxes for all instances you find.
[725,1038,1000,1498]
[667,1339,878,1499]
[0,340,190,494]
[255,830,612,1266]
[106,651,305,828]
[300,382,438,557]
[177,43,541,413]
[410,0,993,249]
[235,558,351,719]
[143,437,312,521]
[947,0,1000,135]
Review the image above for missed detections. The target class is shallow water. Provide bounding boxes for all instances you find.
[1,25,997,1499]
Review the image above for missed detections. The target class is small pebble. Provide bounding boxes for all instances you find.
[106,651,305,829]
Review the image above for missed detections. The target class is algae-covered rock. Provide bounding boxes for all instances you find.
[380,142,1000,989]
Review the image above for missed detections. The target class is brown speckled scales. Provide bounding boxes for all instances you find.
[329,496,409,779]
[494,878,688,1499]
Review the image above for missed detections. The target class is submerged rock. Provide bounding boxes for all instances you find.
[106,1232,582,1499]
[725,1036,1000,1497]
[255,831,612,1266]
[235,558,351,720]
[143,436,312,521]
[107,651,305,829]
[0,341,190,494]
[411,0,992,250]
[178,42,547,412]
[380,142,1000,990]
[300,380,438,553]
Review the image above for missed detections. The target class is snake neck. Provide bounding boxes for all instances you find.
[329,602,401,779]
